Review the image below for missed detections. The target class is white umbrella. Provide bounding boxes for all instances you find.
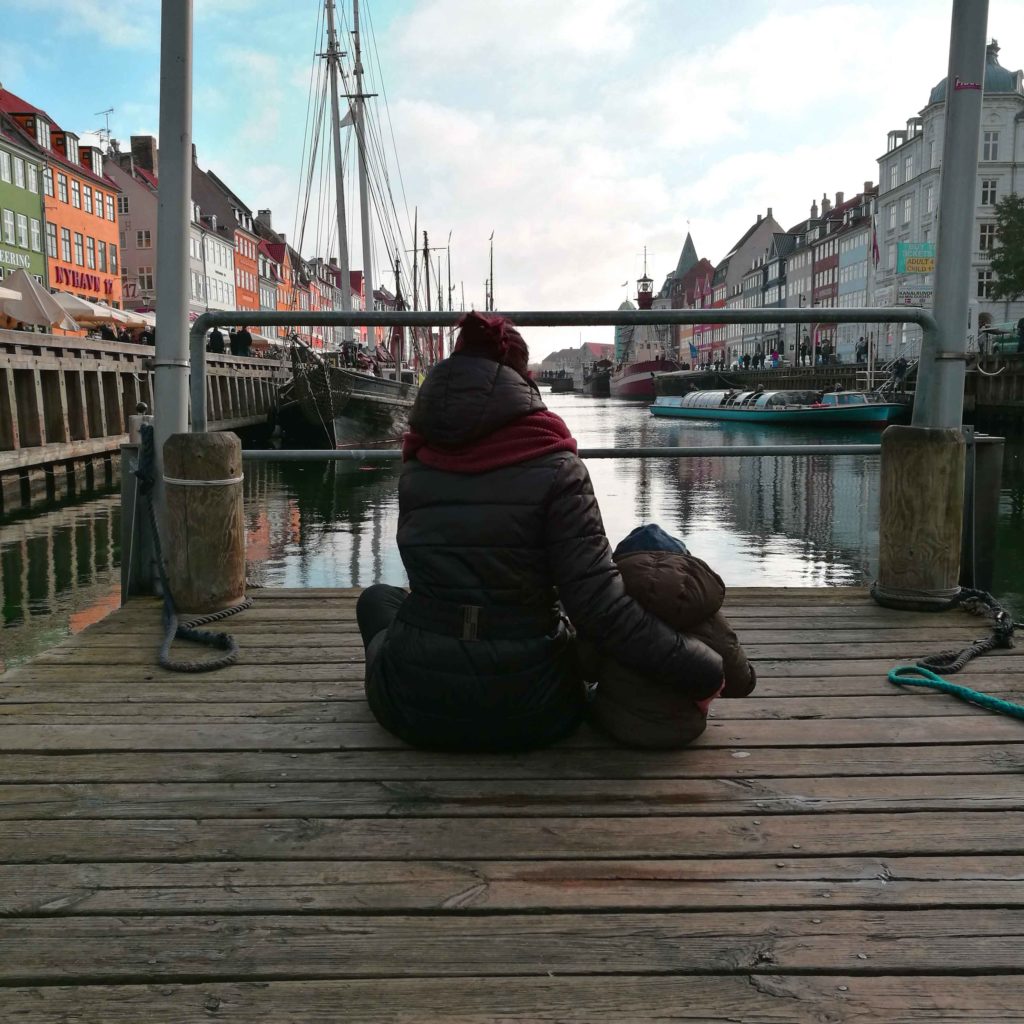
[52,292,132,327]
[0,270,78,331]
[0,284,22,302]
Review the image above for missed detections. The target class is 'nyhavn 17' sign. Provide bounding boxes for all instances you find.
[54,266,114,294]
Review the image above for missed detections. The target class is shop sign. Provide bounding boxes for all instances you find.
[0,248,32,269]
[897,242,935,274]
[54,265,114,294]
[897,286,934,305]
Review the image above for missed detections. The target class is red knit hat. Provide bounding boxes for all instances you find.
[452,311,529,377]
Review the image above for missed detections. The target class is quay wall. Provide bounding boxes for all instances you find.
[0,328,289,516]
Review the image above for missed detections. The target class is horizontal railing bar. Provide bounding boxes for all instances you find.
[241,445,885,461]
[192,306,936,330]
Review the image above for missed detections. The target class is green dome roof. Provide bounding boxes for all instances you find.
[928,40,1023,104]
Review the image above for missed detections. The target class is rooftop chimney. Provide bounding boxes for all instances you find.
[256,209,273,231]
[864,180,873,194]
[811,199,819,219]
[766,207,772,220]
[191,143,197,164]
[821,192,832,214]
[835,191,844,207]
[130,135,158,178]
[756,213,762,223]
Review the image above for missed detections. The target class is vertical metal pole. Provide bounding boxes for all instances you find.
[325,0,354,346]
[353,0,374,330]
[912,0,988,429]
[154,0,192,493]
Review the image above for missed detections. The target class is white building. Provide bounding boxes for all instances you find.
[874,39,1024,357]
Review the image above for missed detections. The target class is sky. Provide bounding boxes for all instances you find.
[2,0,1022,359]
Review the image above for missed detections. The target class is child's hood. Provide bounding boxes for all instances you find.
[613,549,726,630]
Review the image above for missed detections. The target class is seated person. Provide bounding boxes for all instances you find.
[356,313,722,752]
[588,524,756,749]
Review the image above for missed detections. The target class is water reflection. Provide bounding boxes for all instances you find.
[1,393,1021,669]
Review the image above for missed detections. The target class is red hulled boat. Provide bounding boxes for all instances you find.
[609,264,680,399]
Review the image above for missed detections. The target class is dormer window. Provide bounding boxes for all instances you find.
[90,150,102,176]
[65,136,79,164]
[35,118,51,150]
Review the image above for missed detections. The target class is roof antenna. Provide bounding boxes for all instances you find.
[94,107,114,153]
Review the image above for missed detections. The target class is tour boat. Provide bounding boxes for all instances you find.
[649,389,908,425]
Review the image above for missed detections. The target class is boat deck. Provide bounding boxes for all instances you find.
[1,587,1023,1021]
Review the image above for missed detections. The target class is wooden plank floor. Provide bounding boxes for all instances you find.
[1,587,1023,1022]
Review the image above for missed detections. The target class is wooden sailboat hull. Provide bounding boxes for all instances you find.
[289,355,417,448]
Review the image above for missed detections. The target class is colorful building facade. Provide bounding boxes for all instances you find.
[0,112,46,286]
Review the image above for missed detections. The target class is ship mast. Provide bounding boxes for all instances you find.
[324,0,353,347]
[352,0,374,341]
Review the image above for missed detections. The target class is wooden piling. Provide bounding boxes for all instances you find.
[873,425,965,610]
[162,432,246,614]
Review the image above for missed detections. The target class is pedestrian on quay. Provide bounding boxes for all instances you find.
[355,311,723,751]
[742,353,751,370]
[236,325,253,357]
[208,326,225,354]
[800,336,809,367]
[893,354,909,393]
[99,323,117,341]
[770,348,779,368]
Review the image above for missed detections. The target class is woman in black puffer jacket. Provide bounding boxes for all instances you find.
[356,312,723,751]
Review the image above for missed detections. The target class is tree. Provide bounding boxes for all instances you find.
[991,193,1024,301]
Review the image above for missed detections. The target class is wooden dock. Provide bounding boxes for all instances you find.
[1,586,1023,1021]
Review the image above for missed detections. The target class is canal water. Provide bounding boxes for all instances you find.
[2,391,1022,671]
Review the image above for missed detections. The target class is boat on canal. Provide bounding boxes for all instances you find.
[610,258,681,399]
[650,388,908,425]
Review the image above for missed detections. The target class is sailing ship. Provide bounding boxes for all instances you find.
[609,260,680,399]
[281,0,420,447]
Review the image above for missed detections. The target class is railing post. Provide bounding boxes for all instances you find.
[873,0,988,611]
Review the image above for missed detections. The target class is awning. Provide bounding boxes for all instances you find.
[0,270,78,331]
[52,292,139,327]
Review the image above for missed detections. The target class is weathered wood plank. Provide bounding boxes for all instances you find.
[3,856,1023,915]
[3,974,1019,1024]
[1,692,1016,723]
[1,715,1020,752]
[2,909,1024,982]
[1,774,1020,820]
[1,812,1021,862]
[3,743,1021,783]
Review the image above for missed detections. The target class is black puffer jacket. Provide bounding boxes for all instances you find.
[373,355,723,749]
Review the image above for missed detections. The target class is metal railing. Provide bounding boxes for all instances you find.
[188,306,938,434]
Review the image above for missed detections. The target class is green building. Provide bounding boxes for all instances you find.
[0,112,46,286]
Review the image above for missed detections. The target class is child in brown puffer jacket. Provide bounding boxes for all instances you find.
[588,524,756,749]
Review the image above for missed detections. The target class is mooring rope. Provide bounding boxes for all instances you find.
[134,424,252,672]
[888,588,1024,718]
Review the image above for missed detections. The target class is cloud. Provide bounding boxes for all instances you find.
[10,0,157,48]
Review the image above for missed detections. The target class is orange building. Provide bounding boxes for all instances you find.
[0,88,123,307]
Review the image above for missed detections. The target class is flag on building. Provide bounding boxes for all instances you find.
[871,217,880,269]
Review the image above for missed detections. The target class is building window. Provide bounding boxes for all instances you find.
[110,243,118,274]
[903,156,912,181]
[35,119,50,149]
[982,131,999,161]
[107,195,115,221]
[66,137,79,164]
[889,163,898,190]
[887,243,896,270]
[117,194,129,215]
[45,222,57,258]
[30,218,41,252]
[977,269,993,298]
[139,266,154,292]
[887,203,896,229]
[94,189,103,216]
[136,229,151,249]
[979,223,996,251]
[71,179,81,208]
[926,186,935,214]
[981,179,997,205]
[15,214,27,248]
[74,232,84,266]
[27,164,38,193]
[83,185,93,214]
[57,173,68,202]
[902,197,912,224]
[60,227,71,262]
[43,167,54,196]
[85,237,96,269]
[13,157,25,189]
[0,151,9,183]
[98,240,107,272]
[1,208,13,244]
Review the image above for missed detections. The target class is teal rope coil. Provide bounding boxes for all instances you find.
[888,665,1024,720]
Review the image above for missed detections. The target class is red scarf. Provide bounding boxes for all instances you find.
[402,410,577,473]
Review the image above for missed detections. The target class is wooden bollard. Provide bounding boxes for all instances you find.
[872,424,965,611]
[163,432,245,614]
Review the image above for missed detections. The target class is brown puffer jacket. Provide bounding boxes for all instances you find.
[589,550,756,749]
